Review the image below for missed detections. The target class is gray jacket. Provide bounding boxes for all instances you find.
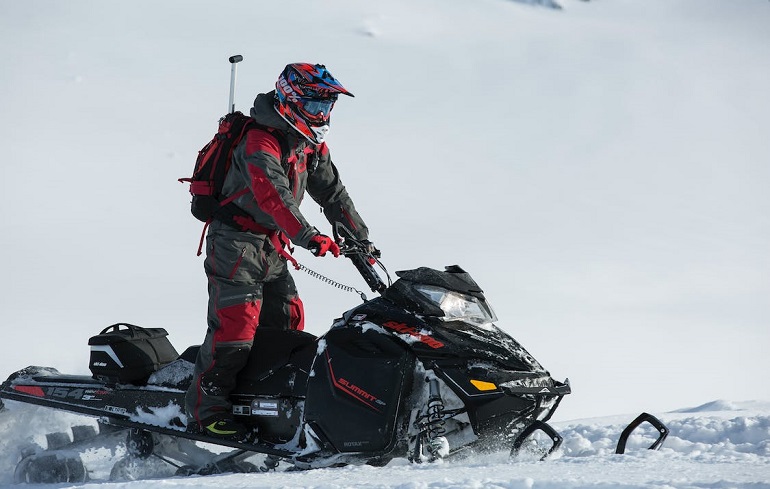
[220,91,369,248]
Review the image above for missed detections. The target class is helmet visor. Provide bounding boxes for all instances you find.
[301,98,335,116]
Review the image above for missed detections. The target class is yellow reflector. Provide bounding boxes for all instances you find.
[470,379,497,391]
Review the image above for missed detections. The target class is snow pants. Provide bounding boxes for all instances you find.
[185,222,304,427]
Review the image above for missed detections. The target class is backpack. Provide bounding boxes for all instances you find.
[179,111,289,229]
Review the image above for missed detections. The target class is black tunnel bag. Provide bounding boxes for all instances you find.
[88,323,179,384]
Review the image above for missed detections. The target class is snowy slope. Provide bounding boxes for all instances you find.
[1,0,769,486]
[1,399,768,487]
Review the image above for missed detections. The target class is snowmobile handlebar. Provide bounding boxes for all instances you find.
[341,245,387,294]
[334,222,388,294]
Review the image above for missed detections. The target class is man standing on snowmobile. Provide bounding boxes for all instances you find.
[185,63,377,441]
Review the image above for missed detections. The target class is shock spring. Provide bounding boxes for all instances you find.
[426,378,446,440]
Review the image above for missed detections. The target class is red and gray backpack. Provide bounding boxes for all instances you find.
[179,111,289,250]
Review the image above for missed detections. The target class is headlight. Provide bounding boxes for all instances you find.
[414,285,498,327]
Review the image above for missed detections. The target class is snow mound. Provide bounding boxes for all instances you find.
[510,0,563,10]
[674,400,741,413]
[557,409,770,459]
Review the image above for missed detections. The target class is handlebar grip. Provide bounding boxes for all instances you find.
[348,253,387,294]
[229,55,244,64]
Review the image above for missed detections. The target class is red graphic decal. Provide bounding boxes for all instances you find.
[325,351,382,412]
[339,378,378,403]
[13,385,45,397]
[382,321,445,349]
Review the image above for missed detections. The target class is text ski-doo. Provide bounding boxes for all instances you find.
[0,232,577,482]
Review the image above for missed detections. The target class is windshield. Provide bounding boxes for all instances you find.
[414,284,498,329]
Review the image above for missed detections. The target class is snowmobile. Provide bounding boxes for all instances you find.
[0,227,585,482]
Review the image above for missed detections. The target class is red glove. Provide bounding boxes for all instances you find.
[309,234,340,257]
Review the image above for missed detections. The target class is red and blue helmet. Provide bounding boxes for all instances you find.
[274,63,354,145]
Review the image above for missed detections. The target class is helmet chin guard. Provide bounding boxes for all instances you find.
[311,125,330,144]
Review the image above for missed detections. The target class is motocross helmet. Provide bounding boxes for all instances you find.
[274,63,354,145]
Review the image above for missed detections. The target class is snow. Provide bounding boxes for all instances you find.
[1,399,769,487]
[130,402,186,429]
[1,0,769,487]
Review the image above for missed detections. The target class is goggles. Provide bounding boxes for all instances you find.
[301,97,335,116]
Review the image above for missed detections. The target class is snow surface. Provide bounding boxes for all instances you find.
[1,0,769,486]
[0,399,769,487]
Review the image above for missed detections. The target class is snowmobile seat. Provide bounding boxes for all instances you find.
[176,329,317,395]
[235,328,318,396]
[247,329,316,371]
[179,345,200,364]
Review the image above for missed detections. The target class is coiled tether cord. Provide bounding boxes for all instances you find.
[267,231,390,302]
[295,252,391,303]
[297,262,369,302]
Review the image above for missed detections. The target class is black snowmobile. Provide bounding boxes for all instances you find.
[0,232,667,482]
[1,229,671,483]
[0,231,577,482]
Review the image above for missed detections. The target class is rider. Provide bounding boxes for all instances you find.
[185,63,378,441]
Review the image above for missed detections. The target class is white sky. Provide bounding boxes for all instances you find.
[0,0,768,422]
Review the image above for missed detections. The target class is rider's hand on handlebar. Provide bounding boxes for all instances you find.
[361,240,381,258]
[309,234,341,258]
